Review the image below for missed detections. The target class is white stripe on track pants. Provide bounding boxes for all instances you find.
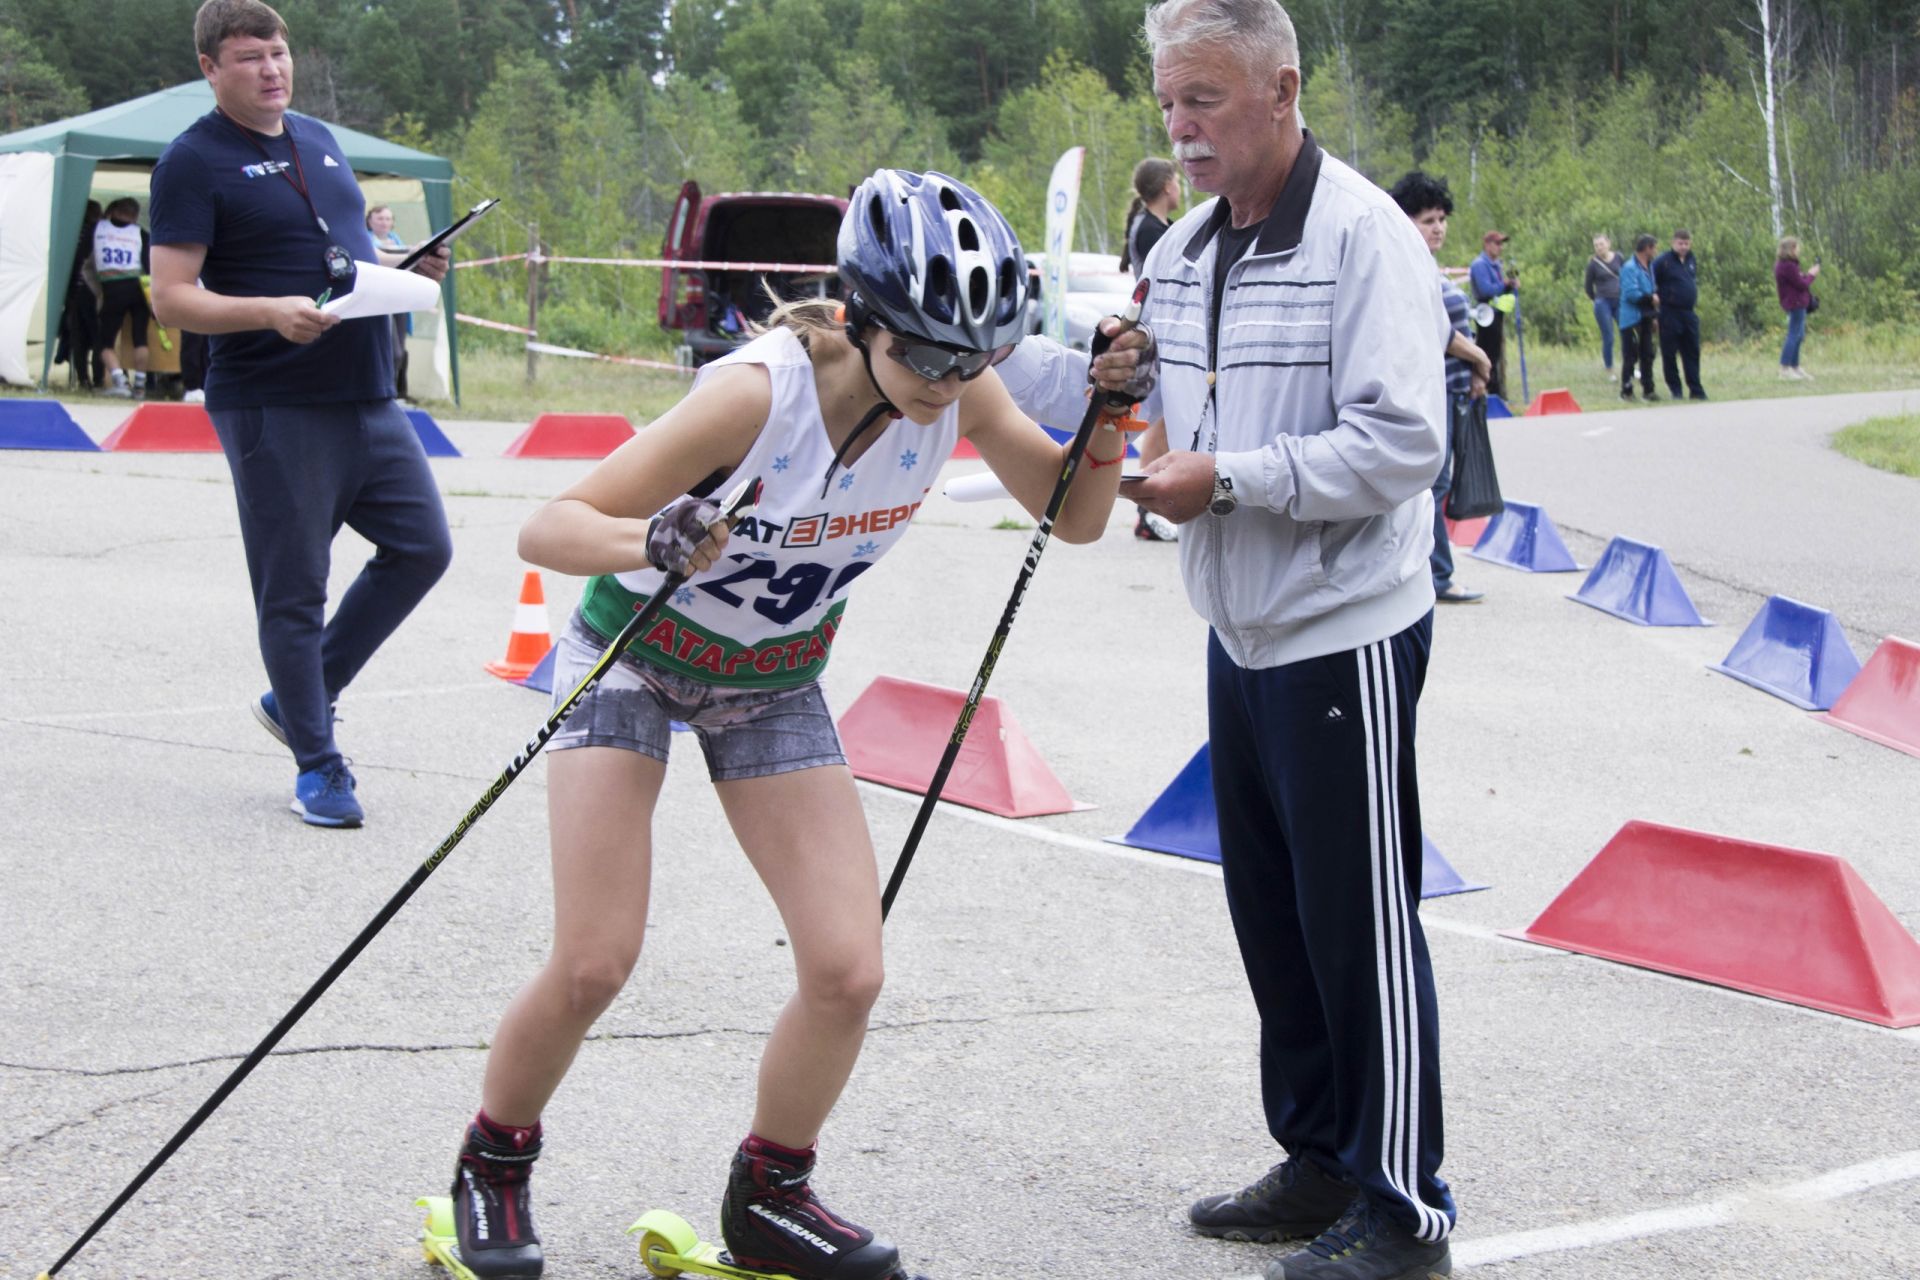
[1205,616,1456,1242]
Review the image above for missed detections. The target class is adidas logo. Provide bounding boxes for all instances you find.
[323,154,339,167]
[1325,705,1346,723]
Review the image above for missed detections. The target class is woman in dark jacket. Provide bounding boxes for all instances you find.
[1774,236,1820,380]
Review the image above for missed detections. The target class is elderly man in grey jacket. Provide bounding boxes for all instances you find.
[998,2,1456,1277]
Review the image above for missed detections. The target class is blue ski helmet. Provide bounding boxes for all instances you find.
[837,170,1030,354]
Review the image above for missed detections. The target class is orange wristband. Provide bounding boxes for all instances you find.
[1086,449,1127,469]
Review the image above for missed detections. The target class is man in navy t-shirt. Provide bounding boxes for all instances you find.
[150,0,452,828]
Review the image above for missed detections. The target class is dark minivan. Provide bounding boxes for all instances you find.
[658,181,848,364]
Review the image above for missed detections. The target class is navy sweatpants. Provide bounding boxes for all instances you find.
[211,399,451,772]
[1207,618,1455,1242]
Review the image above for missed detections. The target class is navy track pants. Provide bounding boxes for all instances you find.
[1206,618,1455,1241]
[211,399,451,772]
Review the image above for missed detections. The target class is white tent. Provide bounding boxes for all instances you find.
[0,152,54,386]
[0,81,460,397]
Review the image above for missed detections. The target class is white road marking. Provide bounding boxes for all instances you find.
[1581,426,1613,437]
[856,781,1920,1044]
[1213,1148,1920,1276]
[18,681,507,724]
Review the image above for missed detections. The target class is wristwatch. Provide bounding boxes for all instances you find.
[1208,469,1237,517]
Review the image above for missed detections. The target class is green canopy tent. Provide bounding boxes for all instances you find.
[0,80,460,399]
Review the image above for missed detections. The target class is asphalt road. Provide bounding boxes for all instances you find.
[4,388,1917,1280]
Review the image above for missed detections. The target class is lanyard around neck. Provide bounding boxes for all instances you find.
[217,108,331,235]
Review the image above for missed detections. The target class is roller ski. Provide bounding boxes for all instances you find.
[420,1113,545,1279]
[629,1135,921,1280]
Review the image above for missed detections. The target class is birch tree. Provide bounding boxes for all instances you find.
[1741,0,1798,238]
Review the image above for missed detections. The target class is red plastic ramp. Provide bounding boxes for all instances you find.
[503,413,635,458]
[100,403,219,452]
[1444,514,1490,547]
[839,675,1087,817]
[1523,387,1582,416]
[1508,820,1920,1027]
[1814,636,1920,758]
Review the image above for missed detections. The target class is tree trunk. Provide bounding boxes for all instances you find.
[1755,0,1785,239]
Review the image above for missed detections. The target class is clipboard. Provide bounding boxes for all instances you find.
[396,197,500,272]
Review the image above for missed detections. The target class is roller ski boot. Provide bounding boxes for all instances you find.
[419,1113,545,1279]
[629,1135,917,1280]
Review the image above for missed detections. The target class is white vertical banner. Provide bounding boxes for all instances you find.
[1041,146,1084,344]
[0,152,55,386]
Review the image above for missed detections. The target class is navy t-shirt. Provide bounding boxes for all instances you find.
[150,110,393,410]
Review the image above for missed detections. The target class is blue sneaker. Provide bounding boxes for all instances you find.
[292,762,364,828]
[252,691,289,747]
[254,691,339,751]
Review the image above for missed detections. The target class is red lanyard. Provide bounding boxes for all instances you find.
[217,108,331,236]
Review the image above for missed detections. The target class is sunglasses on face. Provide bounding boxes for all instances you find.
[883,335,1015,383]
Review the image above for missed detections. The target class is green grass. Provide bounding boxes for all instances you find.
[12,329,1915,427]
[430,348,693,422]
[992,516,1033,530]
[1832,414,1920,478]
[1516,328,1920,409]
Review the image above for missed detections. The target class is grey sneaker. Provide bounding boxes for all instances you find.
[1265,1198,1451,1280]
[1189,1156,1353,1243]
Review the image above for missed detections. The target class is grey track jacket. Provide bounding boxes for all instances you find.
[999,134,1449,669]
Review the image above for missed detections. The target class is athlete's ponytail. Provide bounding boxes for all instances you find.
[1119,157,1178,274]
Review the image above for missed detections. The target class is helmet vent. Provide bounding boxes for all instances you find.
[956,217,980,252]
[937,185,963,211]
[997,260,1017,314]
[925,256,953,309]
[867,194,889,245]
[967,266,991,317]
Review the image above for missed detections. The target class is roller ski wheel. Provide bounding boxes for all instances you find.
[418,1196,478,1279]
[627,1210,926,1280]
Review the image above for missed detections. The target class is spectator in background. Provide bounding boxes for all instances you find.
[1119,157,1182,275]
[1390,169,1491,605]
[56,199,104,391]
[1653,228,1706,400]
[180,328,210,403]
[1120,156,1183,543]
[1468,229,1516,399]
[366,204,411,399]
[1617,233,1659,401]
[1583,234,1623,373]
[1774,236,1820,381]
[93,197,152,398]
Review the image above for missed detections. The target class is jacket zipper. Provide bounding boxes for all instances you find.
[1200,246,1236,661]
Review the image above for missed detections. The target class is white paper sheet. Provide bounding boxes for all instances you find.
[320,261,442,320]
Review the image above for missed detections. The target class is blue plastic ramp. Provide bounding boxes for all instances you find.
[0,400,97,451]
[1110,745,1489,898]
[1709,595,1860,710]
[1569,537,1709,626]
[1467,501,1583,573]
[406,408,461,457]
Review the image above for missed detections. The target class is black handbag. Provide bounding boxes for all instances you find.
[1446,395,1505,519]
[1806,292,1820,314]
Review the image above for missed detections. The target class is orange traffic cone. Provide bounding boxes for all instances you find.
[485,571,553,682]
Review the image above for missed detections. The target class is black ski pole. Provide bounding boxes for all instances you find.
[34,477,764,1280]
[880,281,1149,920]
